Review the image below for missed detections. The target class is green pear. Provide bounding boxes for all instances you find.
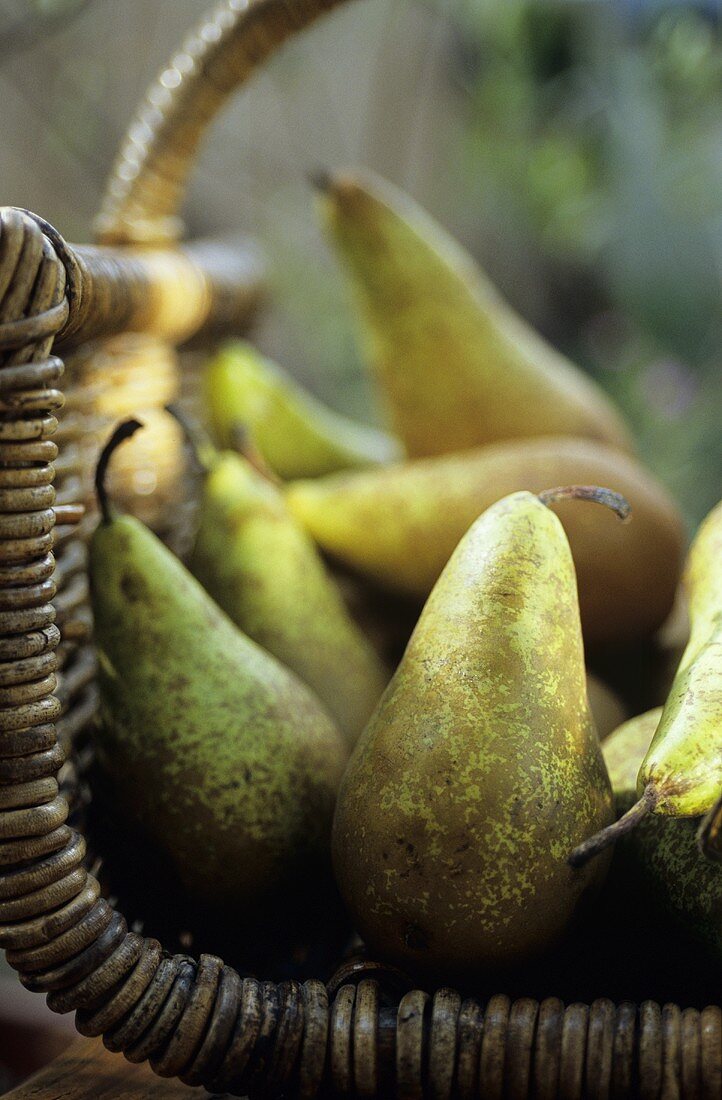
[637,499,722,816]
[571,499,722,867]
[286,435,684,648]
[89,421,347,907]
[317,170,631,457]
[204,339,402,479]
[177,417,388,746]
[333,488,615,979]
[602,708,722,958]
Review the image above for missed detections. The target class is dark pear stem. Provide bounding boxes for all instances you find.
[697,796,722,862]
[308,169,332,193]
[229,424,280,486]
[95,419,144,524]
[165,403,217,475]
[568,785,657,868]
[538,485,632,523]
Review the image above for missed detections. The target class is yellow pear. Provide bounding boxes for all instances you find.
[287,436,684,647]
[204,339,401,478]
[317,170,631,457]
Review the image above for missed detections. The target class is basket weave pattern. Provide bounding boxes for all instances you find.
[0,1,720,1095]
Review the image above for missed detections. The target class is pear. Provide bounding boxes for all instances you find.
[602,709,722,958]
[332,488,615,979]
[317,170,631,457]
[204,339,401,479]
[174,412,388,746]
[287,435,685,648]
[571,500,722,866]
[637,499,722,815]
[89,421,347,907]
[586,671,627,741]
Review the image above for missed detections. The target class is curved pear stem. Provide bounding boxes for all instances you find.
[165,403,218,475]
[95,418,144,524]
[538,485,632,523]
[568,785,657,868]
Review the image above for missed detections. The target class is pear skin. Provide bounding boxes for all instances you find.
[317,170,631,457]
[89,426,347,907]
[188,448,388,746]
[287,436,685,648]
[204,340,402,479]
[603,709,722,958]
[638,499,722,816]
[332,491,614,980]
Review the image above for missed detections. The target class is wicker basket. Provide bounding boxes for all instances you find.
[1,1,720,1095]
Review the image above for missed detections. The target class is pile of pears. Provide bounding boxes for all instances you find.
[87,169,722,988]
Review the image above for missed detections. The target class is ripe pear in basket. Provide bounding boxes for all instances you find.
[287,436,684,650]
[88,420,348,918]
[600,708,722,960]
[169,407,388,748]
[204,339,402,479]
[571,497,722,867]
[316,168,632,458]
[333,485,621,982]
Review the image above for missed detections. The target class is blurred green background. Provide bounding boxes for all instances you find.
[1,0,721,533]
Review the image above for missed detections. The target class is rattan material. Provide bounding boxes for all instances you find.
[0,0,718,1096]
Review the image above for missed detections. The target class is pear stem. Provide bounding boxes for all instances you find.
[538,485,631,523]
[95,419,144,524]
[229,424,281,486]
[308,169,332,192]
[697,798,722,862]
[165,403,217,475]
[568,784,657,868]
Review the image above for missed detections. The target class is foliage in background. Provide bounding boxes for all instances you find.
[442,0,722,528]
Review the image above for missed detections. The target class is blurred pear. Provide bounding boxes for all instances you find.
[318,170,631,457]
[204,340,401,479]
[287,436,685,648]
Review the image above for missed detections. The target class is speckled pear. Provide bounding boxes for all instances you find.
[638,499,722,815]
[181,421,388,746]
[204,339,401,479]
[603,709,722,958]
[332,489,615,979]
[286,436,684,647]
[89,422,347,908]
[317,170,631,457]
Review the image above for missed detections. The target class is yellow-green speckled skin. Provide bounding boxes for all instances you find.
[287,436,684,648]
[639,499,722,816]
[89,514,347,907]
[332,492,614,979]
[319,171,631,458]
[188,453,388,747]
[204,340,401,480]
[604,709,722,956]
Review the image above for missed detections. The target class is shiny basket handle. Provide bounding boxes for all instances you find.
[96,0,358,247]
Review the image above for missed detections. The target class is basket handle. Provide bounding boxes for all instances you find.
[96,0,357,246]
[53,233,264,348]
